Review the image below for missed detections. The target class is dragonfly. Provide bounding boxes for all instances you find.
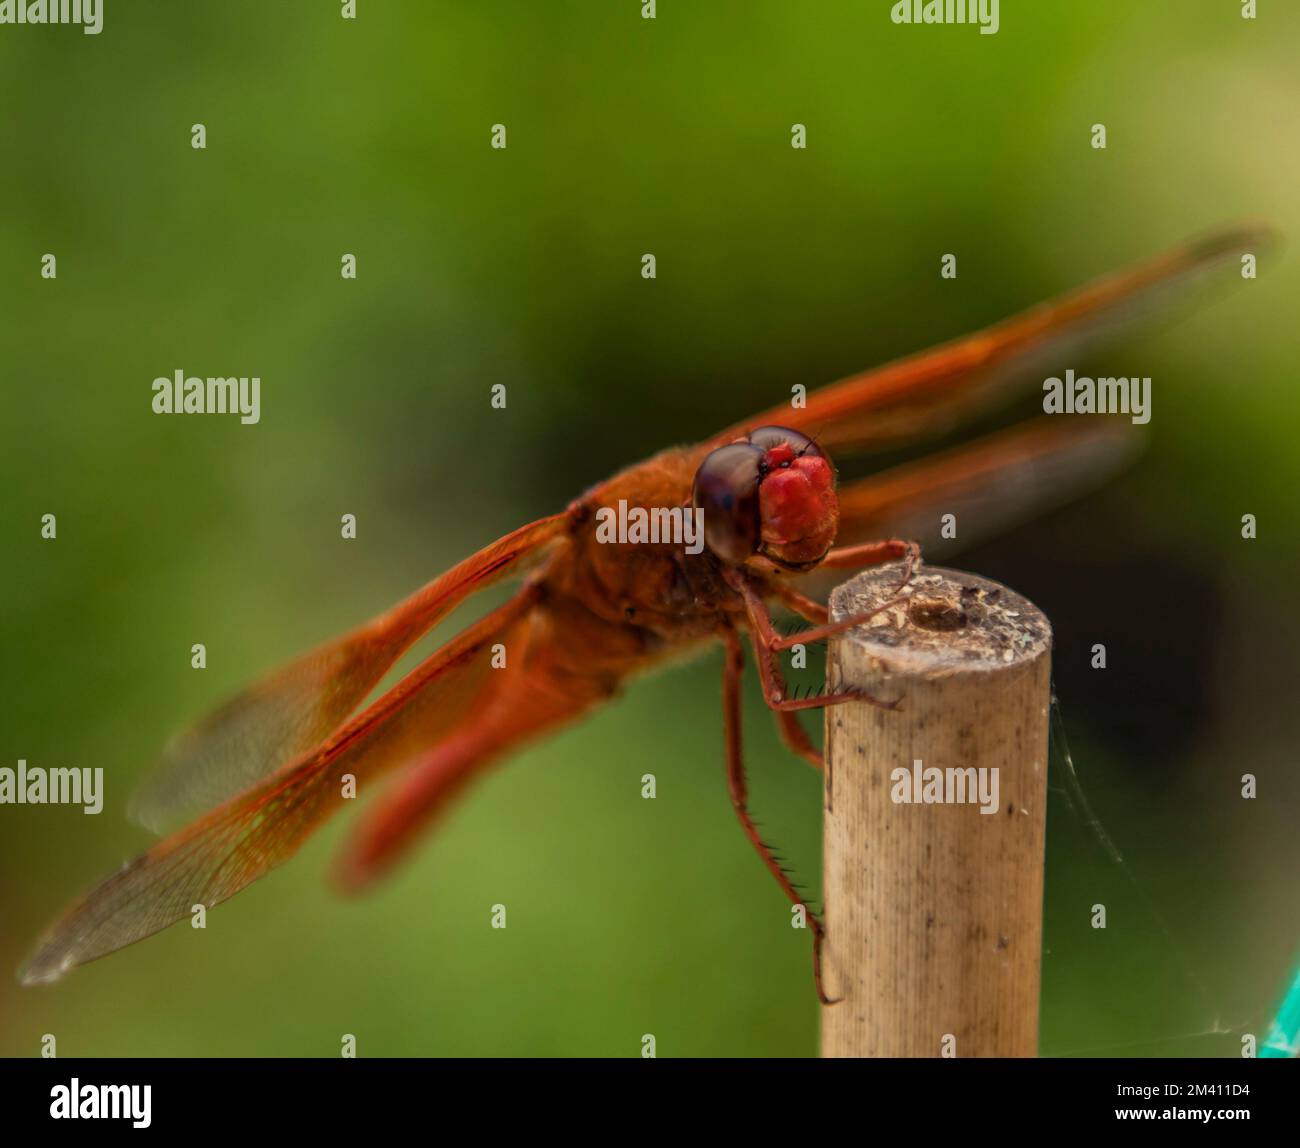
[19,226,1265,1000]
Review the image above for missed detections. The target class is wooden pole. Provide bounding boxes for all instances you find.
[820,561,1052,1058]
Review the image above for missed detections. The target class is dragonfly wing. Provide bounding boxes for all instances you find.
[130,512,572,832]
[834,417,1138,556]
[716,225,1273,455]
[335,614,617,891]
[19,588,539,985]
[787,418,1137,603]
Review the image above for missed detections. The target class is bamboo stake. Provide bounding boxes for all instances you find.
[820,561,1052,1058]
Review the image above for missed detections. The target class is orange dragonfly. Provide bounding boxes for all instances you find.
[20,227,1265,998]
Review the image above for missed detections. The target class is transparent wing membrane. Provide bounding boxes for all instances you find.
[19,590,538,985]
[129,514,570,832]
[721,226,1273,456]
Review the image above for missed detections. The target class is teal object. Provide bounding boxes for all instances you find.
[1261,966,1300,1058]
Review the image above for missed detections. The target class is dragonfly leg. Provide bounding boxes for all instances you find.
[729,574,902,711]
[766,579,901,764]
[775,708,823,770]
[821,537,921,591]
[768,580,829,625]
[767,537,921,637]
[720,628,838,1005]
[767,583,835,761]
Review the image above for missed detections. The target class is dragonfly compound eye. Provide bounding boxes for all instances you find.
[692,427,838,569]
[746,425,824,460]
[748,425,838,568]
[692,442,764,564]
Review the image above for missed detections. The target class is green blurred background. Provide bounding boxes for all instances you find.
[2,1,1297,1057]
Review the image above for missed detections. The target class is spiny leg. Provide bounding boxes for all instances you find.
[821,537,921,590]
[775,708,822,770]
[769,580,829,626]
[729,574,902,709]
[767,575,896,766]
[764,585,835,769]
[719,628,837,1004]
[768,537,922,635]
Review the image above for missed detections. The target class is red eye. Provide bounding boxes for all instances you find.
[693,427,836,568]
[692,443,763,564]
[747,426,824,462]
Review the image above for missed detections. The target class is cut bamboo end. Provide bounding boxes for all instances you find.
[820,561,1052,1058]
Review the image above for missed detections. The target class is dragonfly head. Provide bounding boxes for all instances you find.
[692,426,838,571]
